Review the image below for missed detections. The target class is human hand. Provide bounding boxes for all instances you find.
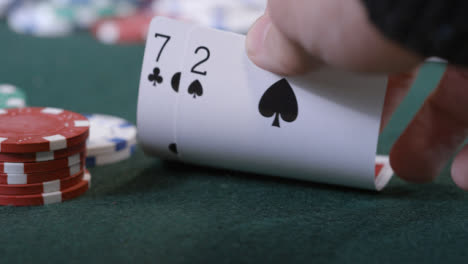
[246,0,468,190]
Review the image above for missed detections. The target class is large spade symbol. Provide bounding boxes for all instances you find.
[258,78,298,127]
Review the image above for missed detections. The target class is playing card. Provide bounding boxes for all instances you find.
[137,17,195,159]
[174,25,390,190]
[175,25,259,164]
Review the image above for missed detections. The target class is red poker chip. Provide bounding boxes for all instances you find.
[0,169,85,195]
[0,152,84,174]
[0,170,91,206]
[92,12,152,44]
[0,160,85,185]
[0,107,90,153]
[0,142,86,163]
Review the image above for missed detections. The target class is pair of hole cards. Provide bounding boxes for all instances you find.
[137,17,393,191]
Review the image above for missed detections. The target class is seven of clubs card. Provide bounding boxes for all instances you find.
[138,17,195,159]
[138,17,391,190]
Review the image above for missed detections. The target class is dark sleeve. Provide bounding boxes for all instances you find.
[360,0,468,66]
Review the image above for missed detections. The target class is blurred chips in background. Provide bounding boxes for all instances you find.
[1,0,266,44]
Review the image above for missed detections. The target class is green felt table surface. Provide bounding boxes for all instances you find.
[1,22,468,264]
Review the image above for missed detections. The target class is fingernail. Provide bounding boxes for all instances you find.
[452,165,468,191]
[246,14,272,58]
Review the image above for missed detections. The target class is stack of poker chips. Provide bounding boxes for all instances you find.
[0,107,91,206]
[83,114,137,168]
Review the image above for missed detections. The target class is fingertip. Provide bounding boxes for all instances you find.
[246,14,272,64]
[389,138,439,184]
[451,146,468,191]
[246,12,319,76]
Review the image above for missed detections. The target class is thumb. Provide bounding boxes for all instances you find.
[246,0,423,75]
[246,13,319,76]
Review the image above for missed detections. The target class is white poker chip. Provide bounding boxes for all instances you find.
[0,84,26,109]
[7,2,73,37]
[86,144,136,168]
[84,113,137,156]
[95,21,120,44]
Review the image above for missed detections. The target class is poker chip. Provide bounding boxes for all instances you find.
[0,170,91,206]
[0,0,16,18]
[7,2,73,37]
[0,84,26,109]
[54,0,139,30]
[0,107,90,153]
[91,12,152,44]
[0,169,85,195]
[55,3,106,29]
[0,142,86,162]
[86,144,136,168]
[0,161,84,185]
[6,0,139,37]
[84,113,137,156]
[0,152,84,174]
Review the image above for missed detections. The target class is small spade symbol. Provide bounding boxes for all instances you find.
[258,78,298,127]
[168,143,178,154]
[171,72,181,92]
[188,80,203,98]
[148,67,163,86]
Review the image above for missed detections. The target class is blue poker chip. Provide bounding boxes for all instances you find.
[83,113,137,156]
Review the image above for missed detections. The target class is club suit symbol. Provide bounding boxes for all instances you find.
[148,67,163,86]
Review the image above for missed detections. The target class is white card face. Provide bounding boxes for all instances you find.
[137,17,195,159]
[175,26,388,190]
